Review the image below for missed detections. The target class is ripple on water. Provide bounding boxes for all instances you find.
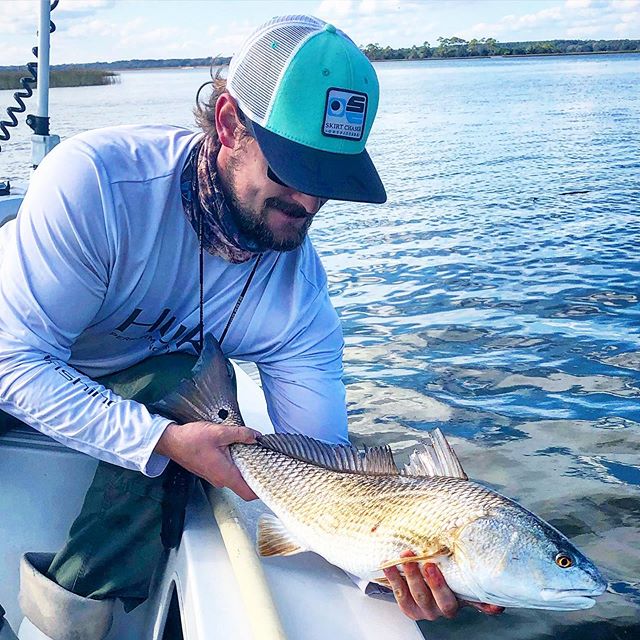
[3,55,639,638]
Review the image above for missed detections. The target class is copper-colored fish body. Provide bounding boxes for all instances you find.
[155,336,607,611]
[231,440,502,578]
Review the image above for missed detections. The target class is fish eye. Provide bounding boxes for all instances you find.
[555,553,573,569]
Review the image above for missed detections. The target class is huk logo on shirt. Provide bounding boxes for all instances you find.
[323,88,368,141]
[112,308,202,354]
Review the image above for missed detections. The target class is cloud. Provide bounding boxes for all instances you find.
[50,0,115,33]
[0,1,38,34]
[566,23,603,34]
[315,0,432,46]
[64,18,117,39]
[317,0,354,17]
[461,6,565,39]
[3,0,638,67]
[55,0,115,18]
[1,45,32,64]
[0,2,114,37]
[613,6,640,33]
[314,0,639,46]
[612,0,640,7]
[205,20,255,56]
[462,0,640,40]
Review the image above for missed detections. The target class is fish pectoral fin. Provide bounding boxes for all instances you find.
[370,576,392,588]
[378,545,451,570]
[257,514,308,557]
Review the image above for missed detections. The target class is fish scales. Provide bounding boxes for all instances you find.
[230,443,507,576]
[154,336,607,611]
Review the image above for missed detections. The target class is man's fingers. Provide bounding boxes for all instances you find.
[382,566,421,620]
[216,424,260,445]
[229,481,259,502]
[233,425,260,444]
[223,451,259,500]
[245,426,262,440]
[422,563,459,619]
[385,552,463,622]
[217,463,258,501]
[403,560,439,620]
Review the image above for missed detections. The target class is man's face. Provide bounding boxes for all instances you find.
[218,133,326,252]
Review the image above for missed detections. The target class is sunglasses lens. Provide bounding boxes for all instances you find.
[267,166,289,188]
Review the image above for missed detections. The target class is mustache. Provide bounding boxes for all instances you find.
[264,197,311,219]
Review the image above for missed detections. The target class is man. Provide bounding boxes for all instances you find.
[0,15,500,639]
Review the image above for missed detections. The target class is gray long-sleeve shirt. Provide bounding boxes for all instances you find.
[0,125,348,475]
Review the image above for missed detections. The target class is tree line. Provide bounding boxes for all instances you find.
[0,58,231,73]
[361,38,640,60]
[1,40,638,78]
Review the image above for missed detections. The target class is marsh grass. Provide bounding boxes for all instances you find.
[0,69,119,90]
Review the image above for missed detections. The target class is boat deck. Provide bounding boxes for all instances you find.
[0,364,424,639]
[0,427,150,638]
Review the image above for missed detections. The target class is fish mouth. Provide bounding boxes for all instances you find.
[539,588,604,610]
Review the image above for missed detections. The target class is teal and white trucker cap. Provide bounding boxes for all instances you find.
[227,15,386,204]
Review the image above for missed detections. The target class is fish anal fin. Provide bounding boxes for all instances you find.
[257,514,308,557]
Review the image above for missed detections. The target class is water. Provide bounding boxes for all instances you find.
[2,55,640,638]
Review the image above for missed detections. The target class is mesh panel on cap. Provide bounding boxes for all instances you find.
[228,16,325,124]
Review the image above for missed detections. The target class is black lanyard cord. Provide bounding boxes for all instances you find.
[198,212,205,354]
[198,206,264,352]
[219,253,263,347]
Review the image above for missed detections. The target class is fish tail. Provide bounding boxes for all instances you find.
[150,334,245,426]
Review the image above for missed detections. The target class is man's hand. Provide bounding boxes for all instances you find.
[382,551,505,621]
[154,421,260,501]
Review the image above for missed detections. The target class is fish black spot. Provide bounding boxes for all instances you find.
[218,408,229,420]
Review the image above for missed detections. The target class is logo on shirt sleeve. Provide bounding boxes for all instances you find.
[322,88,368,141]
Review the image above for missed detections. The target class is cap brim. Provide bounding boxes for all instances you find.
[247,119,386,204]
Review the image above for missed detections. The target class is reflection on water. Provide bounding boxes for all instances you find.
[324,55,640,640]
[2,54,639,638]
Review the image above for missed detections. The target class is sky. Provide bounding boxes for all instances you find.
[2,0,639,66]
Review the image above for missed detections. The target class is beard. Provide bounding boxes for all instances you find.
[221,157,314,252]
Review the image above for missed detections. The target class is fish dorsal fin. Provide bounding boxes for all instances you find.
[257,434,400,476]
[403,428,468,480]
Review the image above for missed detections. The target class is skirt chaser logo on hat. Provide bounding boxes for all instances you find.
[323,88,368,141]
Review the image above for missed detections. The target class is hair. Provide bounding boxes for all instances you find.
[193,67,251,148]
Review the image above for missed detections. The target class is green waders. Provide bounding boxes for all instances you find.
[0,352,198,612]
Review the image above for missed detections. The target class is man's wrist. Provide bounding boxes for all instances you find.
[153,422,179,457]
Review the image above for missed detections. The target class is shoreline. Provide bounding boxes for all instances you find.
[115,49,640,72]
[108,49,640,71]
[368,49,640,63]
[108,49,640,70]
[1,50,637,87]
[0,69,118,90]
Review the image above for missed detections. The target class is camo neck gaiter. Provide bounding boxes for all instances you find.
[180,135,259,264]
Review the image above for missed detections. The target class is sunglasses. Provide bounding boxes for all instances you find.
[236,107,291,189]
[266,166,289,187]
